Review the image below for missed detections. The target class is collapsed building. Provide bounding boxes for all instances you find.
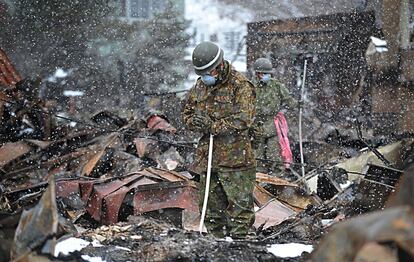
[247,0,414,137]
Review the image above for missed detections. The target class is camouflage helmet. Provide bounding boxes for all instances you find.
[253,58,273,73]
[192,41,224,75]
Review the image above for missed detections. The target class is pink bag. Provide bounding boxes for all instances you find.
[274,112,293,169]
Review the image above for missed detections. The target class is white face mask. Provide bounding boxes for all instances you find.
[261,74,271,83]
[201,74,217,86]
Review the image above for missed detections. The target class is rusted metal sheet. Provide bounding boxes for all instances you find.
[134,181,198,214]
[56,179,81,198]
[146,115,176,133]
[79,180,95,203]
[102,176,159,224]
[0,141,32,168]
[0,48,21,87]
[71,168,197,224]
[103,185,131,224]
[86,174,142,222]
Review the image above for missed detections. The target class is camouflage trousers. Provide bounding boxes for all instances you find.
[199,167,256,238]
[255,135,283,175]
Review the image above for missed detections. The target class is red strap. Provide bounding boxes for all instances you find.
[274,112,293,168]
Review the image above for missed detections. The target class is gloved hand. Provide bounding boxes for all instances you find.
[192,113,213,132]
[249,121,265,149]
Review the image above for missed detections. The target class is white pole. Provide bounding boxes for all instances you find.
[299,60,307,177]
[199,134,214,234]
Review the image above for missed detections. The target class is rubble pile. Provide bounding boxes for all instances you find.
[1,49,414,262]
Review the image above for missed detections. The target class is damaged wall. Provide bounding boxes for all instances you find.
[247,2,414,135]
[368,0,414,134]
[247,11,376,120]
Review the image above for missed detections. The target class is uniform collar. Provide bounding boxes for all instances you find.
[253,77,268,88]
[206,60,232,93]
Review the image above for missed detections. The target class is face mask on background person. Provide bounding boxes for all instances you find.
[261,73,271,83]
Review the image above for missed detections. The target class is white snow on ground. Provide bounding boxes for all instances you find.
[321,219,333,226]
[54,237,91,256]
[54,237,105,260]
[370,36,387,47]
[81,255,106,262]
[63,90,85,97]
[267,243,313,258]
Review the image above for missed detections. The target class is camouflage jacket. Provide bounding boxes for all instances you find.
[182,61,256,173]
[253,78,297,137]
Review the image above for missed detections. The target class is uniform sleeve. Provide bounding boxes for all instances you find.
[279,83,298,110]
[182,87,202,132]
[211,80,256,135]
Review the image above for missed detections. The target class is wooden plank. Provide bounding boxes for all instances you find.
[0,141,32,168]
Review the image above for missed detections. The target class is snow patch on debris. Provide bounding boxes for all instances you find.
[370,36,387,46]
[267,243,313,258]
[321,219,333,226]
[340,180,352,189]
[225,236,234,242]
[115,246,131,251]
[91,240,104,247]
[54,237,91,256]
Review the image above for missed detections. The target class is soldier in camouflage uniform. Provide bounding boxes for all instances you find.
[182,41,256,238]
[252,58,297,175]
